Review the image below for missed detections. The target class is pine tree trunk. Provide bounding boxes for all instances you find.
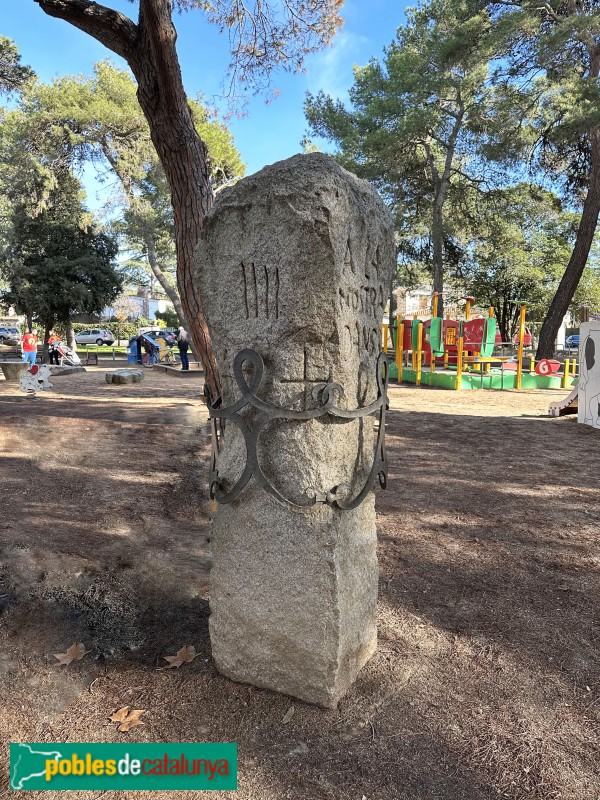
[145,233,200,362]
[66,319,76,351]
[145,234,186,327]
[34,0,222,401]
[130,0,220,398]
[536,130,600,359]
[431,193,445,314]
[42,321,52,364]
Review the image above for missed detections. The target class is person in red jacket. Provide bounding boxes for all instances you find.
[21,329,38,367]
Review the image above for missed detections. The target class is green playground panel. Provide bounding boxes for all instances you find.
[480,317,497,357]
[410,320,420,351]
[427,317,444,356]
[399,367,577,390]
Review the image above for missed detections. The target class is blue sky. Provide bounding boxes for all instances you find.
[3,1,407,208]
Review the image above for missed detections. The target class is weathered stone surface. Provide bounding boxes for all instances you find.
[196,153,394,706]
[49,365,86,376]
[105,370,144,385]
[0,361,27,382]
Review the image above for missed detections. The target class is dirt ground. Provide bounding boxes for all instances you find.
[0,364,598,800]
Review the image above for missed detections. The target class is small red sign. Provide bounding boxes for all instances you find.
[535,359,560,376]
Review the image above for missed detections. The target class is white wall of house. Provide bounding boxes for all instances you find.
[102,295,172,321]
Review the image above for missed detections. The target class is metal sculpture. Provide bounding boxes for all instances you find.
[209,348,389,510]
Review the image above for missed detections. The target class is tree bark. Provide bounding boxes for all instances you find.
[431,192,444,312]
[66,318,76,351]
[42,320,52,363]
[34,0,221,400]
[536,130,600,359]
[145,232,200,361]
[131,0,219,397]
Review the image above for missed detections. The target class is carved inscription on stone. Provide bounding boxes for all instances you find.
[337,236,386,360]
[242,262,279,320]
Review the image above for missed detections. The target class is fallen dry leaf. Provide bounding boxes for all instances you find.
[282,706,295,724]
[53,643,90,666]
[118,709,145,733]
[162,644,199,669]
[109,707,131,723]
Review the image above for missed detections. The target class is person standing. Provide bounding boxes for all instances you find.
[47,330,61,365]
[176,326,190,371]
[21,329,38,367]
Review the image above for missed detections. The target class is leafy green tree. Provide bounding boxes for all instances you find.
[0,37,33,96]
[155,307,180,328]
[456,185,581,340]
[490,0,600,356]
[305,0,501,311]
[20,61,245,328]
[34,0,344,399]
[0,171,122,360]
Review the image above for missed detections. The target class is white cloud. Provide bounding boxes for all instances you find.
[304,30,370,102]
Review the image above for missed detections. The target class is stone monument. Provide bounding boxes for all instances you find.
[196,153,394,707]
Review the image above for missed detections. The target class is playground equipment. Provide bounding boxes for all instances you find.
[548,386,578,417]
[19,364,53,394]
[384,294,578,391]
[550,320,600,425]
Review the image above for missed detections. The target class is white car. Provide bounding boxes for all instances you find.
[75,328,115,346]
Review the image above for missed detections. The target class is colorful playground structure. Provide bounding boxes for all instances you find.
[383,294,579,391]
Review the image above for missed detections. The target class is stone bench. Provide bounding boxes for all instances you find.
[0,361,28,382]
[49,365,86,377]
[105,369,144,385]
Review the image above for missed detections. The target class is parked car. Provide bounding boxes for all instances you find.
[142,328,178,346]
[0,326,19,345]
[74,328,115,346]
[566,334,580,349]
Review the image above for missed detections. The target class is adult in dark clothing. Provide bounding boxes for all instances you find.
[47,330,61,365]
[177,326,190,371]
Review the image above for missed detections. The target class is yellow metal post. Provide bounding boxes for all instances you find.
[515,303,526,390]
[456,335,464,390]
[396,322,404,377]
[465,298,472,321]
[382,323,389,353]
[530,356,535,373]
[430,292,439,374]
[562,358,570,389]
[415,322,423,387]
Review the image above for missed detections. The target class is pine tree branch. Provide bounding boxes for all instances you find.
[33,0,138,61]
